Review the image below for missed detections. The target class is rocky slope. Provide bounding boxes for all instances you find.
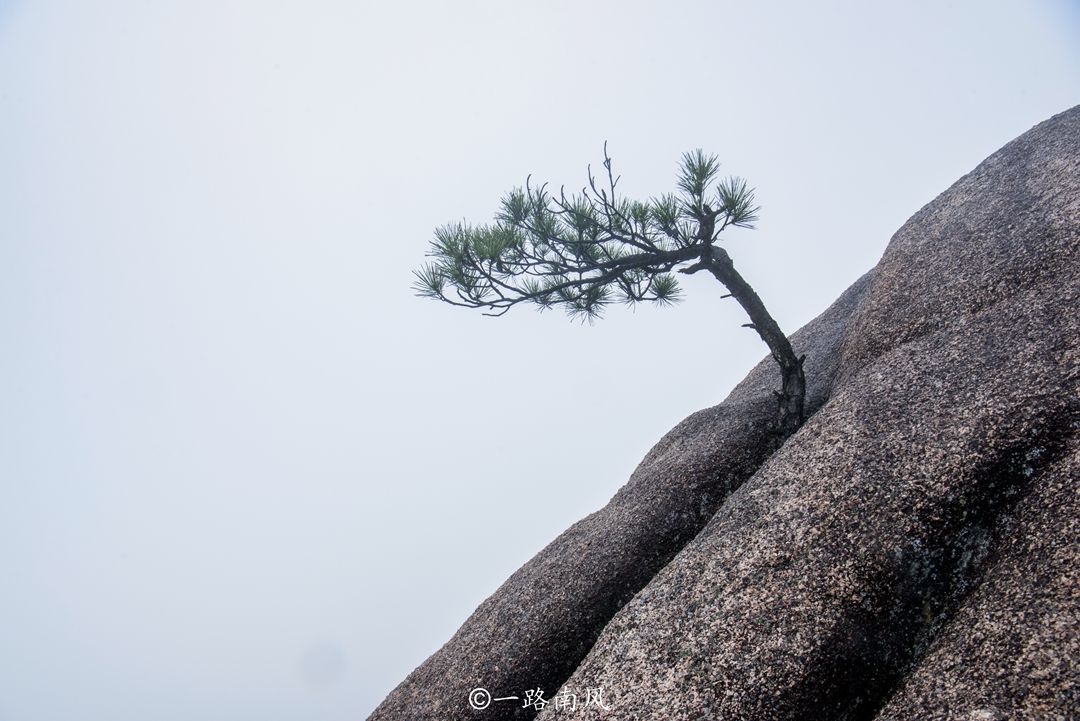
[371,106,1080,721]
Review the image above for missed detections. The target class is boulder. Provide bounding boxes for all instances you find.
[372,105,1080,721]
[369,231,872,721]
[539,106,1080,721]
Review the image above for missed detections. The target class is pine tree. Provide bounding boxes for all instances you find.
[414,145,806,438]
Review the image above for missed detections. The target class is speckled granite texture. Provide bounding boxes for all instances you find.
[369,264,873,721]
[372,106,1080,721]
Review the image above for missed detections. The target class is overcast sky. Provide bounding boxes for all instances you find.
[1,2,1077,720]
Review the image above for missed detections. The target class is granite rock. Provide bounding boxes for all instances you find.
[368,221,872,721]
[538,107,1080,721]
[372,106,1080,721]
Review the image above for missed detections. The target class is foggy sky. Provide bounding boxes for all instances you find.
[1,1,1077,719]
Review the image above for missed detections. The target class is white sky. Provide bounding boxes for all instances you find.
[1,1,1077,719]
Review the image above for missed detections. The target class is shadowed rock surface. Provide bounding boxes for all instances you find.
[372,106,1080,721]
[873,435,1080,720]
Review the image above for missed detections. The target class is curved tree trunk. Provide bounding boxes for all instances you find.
[704,246,806,440]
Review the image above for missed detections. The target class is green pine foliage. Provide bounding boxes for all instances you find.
[413,145,759,321]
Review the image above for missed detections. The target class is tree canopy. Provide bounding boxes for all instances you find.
[414,146,806,438]
[413,146,758,321]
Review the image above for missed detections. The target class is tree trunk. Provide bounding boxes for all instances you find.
[704,246,806,440]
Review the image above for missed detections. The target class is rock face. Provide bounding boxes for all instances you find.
[371,106,1080,721]
[369,259,875,721]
